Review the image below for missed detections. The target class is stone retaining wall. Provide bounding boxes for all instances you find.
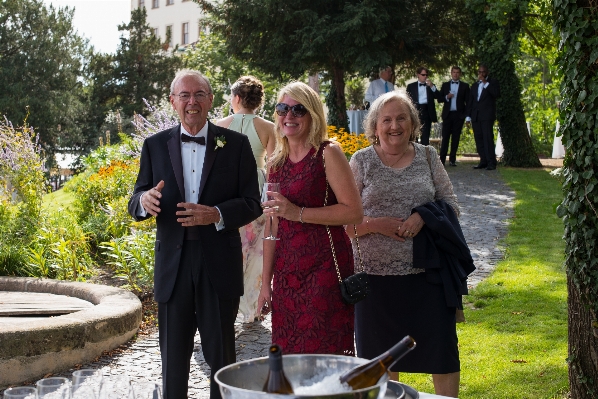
[0,277,142,387]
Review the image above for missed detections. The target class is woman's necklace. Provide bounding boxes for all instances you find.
[381,143,410,168]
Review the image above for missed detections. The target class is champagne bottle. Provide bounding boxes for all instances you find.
[262,344,294,394]
[339,336,416,389]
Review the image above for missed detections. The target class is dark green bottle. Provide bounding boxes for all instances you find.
[339,336,416,389]
[262,344,294,394]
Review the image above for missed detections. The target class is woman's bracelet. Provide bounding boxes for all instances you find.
[365,218,371,234]
[299,207,305,223]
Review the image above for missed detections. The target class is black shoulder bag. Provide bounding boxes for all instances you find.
[322,145,370,305]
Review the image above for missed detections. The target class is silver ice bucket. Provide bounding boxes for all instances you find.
[215,354,388,399]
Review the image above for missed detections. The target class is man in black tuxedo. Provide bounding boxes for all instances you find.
[438,66,470,166]
[406,66,442,145]
[127,69,262,399]
[466,64,501,170]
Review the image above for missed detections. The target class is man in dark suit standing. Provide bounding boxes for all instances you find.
[127,69,262,399]
[466,64,501,170]
[438,66,470,166]
[406,66,442,145]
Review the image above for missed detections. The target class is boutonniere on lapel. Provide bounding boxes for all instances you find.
[214,135,227,151]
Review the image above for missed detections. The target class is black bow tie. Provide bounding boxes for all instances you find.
[451,81,459,84]
[181,134,206,145]
[419,83,426,87]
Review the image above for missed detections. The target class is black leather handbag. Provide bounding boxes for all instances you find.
[322,145,370,305]
[339,270,370,305]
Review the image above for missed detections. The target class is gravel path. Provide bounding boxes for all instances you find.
[51,161,515,398]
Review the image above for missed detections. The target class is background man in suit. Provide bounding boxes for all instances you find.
[127,69,262,399]
[406,66,441,145]
[438,66,470,166]
[365,66,396,105]
[466,64,501,170]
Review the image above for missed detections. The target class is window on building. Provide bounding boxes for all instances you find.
[152,0,159,8]
[167,0,174,4]
[182,22,189,45]
[139,0,145,7]
[152,27,159,38]
[166,25,173,48]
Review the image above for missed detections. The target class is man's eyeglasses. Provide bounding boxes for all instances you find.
[275,103,308,117]
[175,92,211,102]
[419,73,428,76]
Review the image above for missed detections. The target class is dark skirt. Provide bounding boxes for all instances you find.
[355,272,460,374]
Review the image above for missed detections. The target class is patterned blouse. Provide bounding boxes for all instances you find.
[349,143,459,276]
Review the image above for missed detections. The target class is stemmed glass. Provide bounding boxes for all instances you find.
[36,377,69,399]
[261,182,280,241]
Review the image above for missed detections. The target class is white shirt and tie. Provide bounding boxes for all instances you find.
[417,82,437,104]
[365,78,396,103]
[138,122,224,229]
[447,81,460,111]
[465,80,490,122]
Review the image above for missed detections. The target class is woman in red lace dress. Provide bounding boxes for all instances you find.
[257,82,363,355]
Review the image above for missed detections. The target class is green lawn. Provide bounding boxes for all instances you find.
[42,188,75,209]
[400,167,568,398]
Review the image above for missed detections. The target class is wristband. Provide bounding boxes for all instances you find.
[299,207,305,223]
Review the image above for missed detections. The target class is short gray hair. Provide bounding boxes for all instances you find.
[363,90,421,143]
[170,69,212,94]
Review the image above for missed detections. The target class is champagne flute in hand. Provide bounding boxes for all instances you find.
[262,182,280,241]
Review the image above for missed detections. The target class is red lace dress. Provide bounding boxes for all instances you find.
[269,143,355,355]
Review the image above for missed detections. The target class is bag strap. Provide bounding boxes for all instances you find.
[321,144,365,284]
[425,145,436,195]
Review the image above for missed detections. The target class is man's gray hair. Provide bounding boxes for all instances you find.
[170,69,212,94]
[379,65,392,73]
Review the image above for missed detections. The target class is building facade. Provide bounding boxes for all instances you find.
[132,0,204,50]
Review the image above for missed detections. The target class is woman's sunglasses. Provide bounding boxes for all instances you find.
[275,103,308,117]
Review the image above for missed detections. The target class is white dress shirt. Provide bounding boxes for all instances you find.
[138,123,224,229]
[447,81,459,111]
[365,78,396,103]
[465,81,490,122]
[478,81,490,100]
[417,82,437,104]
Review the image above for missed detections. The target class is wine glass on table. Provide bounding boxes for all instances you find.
[262,182,280,241]
[36,377,69,399]
[72,369,103,399]
[98,375,133,399]
[130,382,162,399]
[3,387,37,399]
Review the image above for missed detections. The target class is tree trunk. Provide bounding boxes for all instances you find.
[308,73,320,94]
[325,64,349,132]
[467,0,541,167]
[494,59,541,167]
[568,276,598,398]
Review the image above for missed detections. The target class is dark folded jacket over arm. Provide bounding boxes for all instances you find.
[412,200,476,308]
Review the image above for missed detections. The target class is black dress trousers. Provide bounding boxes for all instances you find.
[440,111,465,164]
[158,240,240,399]
[416,103,432,145]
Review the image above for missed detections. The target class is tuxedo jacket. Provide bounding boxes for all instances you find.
[406,82,441,123]
[438,81,470,120]
[466,78,501,122]
[127,122,262,303]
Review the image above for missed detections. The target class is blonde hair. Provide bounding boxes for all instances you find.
[269,81,328,171]
[363,91,420,144]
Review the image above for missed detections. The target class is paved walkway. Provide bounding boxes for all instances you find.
[49,161,515,397]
